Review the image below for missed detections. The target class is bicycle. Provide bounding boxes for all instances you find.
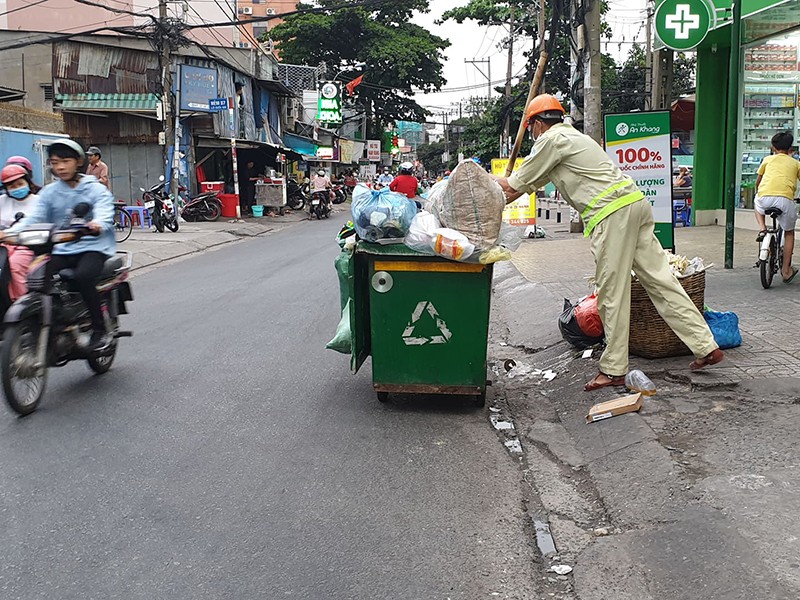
[112,203,134,243]
[758,206,784,289]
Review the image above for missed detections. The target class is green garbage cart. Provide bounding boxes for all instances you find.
[340,242,493,405]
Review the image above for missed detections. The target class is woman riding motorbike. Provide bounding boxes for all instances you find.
[0,164,40,300]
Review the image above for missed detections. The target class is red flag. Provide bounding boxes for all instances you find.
[345,74,364,96]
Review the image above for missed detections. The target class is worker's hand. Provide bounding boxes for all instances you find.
[87,220,103,234]
[494,176,524,204]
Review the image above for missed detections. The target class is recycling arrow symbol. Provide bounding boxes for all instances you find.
[402,301,452,346]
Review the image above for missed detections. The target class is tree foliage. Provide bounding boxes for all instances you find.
[269,1,449,135]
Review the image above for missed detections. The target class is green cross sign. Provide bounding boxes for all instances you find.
[655,0,715,51]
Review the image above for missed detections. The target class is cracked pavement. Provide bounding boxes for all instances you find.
[487,222,800,599]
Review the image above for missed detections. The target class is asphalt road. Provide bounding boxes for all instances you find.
[0,213,537,599]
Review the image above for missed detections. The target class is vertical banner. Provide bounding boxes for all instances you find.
[491,158,536,226]
[603,111,674,250]
[366,140,381,162]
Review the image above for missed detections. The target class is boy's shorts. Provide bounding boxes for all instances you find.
[755,195,797,232]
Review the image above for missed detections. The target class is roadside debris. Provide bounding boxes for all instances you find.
[624,369,657,396]
[504,439,523,454]
[548,565,573,576]
[534,519,558,557]
[502,359,560,383]
[490,414,515,431]
[582,348,593,359]
[586,393,643,423]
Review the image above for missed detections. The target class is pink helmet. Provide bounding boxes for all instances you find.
[6,156,33,174]
[1,164,28,185]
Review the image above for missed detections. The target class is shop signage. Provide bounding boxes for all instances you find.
[316,81,342,124]
[180,65,217,112]
[604,110,675,250]
[208,97,229,111]
[491,158,536,226]
[367,139,381,162]
[316,146,334,160]
[654,0,716,51]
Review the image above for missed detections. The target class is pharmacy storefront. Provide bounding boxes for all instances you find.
[656,0,800,227]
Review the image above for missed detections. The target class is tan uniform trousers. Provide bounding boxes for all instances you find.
[590,200,718,376]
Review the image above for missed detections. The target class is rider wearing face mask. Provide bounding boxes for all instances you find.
[493,94,723,391]
[0,163,41,300]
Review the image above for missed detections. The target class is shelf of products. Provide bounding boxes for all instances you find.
[744,44,798,72]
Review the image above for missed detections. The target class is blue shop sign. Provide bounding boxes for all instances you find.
[180,65,217,112]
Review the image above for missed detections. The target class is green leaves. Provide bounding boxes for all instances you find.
[269,0,449,132]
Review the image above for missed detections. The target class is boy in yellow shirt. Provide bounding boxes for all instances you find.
[755,131,800,283]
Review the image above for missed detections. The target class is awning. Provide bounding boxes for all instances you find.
[283,132,318,157]
[257,79,295,97]
[0,85,25,102]
[55,93,159,113]
[195,136,303,161]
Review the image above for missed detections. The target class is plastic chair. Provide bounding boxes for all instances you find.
[125,205,151,229]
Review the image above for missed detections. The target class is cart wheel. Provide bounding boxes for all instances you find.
[377,391,389,403]
[279,207,285,216]
[473,391,486,408]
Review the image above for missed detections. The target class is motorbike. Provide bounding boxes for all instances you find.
[331,184,347,205]
[0,203,133,415]
[286,179,307,211]
[179,188,222,222]
[140,177,179,233]
[0,212,26,327]
[310,190,331,220]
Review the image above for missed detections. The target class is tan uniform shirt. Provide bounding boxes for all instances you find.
[87,160,110,190]
[508,123,643,236]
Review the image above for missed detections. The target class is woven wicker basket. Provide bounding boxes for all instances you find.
[629,270,706,359]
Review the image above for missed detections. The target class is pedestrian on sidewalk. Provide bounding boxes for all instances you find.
[493,94,723,391]
[86,146,110,190]
[754,131,800,283]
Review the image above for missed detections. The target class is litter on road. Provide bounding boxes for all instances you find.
[586,393,643,423]
[548,565,573,575]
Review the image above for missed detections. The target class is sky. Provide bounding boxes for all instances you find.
[414,0,650,118]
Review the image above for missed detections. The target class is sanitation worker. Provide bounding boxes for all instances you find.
[494,94,723,391]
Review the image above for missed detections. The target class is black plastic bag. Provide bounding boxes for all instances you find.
[558,298,604,349]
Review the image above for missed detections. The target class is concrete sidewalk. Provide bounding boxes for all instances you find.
[489,216,800,599]
[120,210,312,271]
[511,217,800,380]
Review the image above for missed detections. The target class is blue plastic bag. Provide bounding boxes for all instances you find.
[704,309,742,349]
[351,184,417,242]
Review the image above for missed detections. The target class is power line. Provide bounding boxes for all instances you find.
[0,0,47,19]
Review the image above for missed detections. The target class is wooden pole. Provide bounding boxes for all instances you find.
[504,49,549,176]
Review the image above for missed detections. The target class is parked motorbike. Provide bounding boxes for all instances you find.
[141,177,179,233]
[0,203,134,415]
[331,184,347,205]
[179,188,222,222]
[286,179,307,211]
[310,190,331,220]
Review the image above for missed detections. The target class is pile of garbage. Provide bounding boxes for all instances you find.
[347,160,522,263]
[351,186,417,243]
[405,161,522,263]
[666,252,708,278]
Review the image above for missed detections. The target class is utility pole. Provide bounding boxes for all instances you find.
[724,0,742,268]
[158,0,175,189]
[502,5,515,158]
[465,58,492,106]
[583,0,601,143]
[569,0,583,128]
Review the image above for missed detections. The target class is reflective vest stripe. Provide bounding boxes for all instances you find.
[583,191,645,237]
[580,179,634,219]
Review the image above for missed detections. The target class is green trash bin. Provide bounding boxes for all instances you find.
[343,242,493,406]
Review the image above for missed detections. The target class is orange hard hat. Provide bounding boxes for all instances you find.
[524,94,565,127]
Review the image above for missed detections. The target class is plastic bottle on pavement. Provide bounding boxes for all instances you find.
[625,369,657,396]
